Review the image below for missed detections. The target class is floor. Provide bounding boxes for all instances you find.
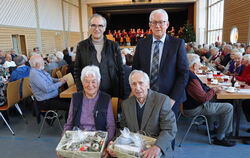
[0,102,249,158]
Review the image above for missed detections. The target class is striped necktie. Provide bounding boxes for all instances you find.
[150,40,161,91]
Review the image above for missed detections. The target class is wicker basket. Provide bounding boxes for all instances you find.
[56,131,107,158]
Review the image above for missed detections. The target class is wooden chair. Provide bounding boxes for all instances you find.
[56,70,63,79]
[51,68,60,78]
[64,73,75,88]
[112,97,118,121]
[178,104,211,147]
[0,79,27,135]
[61,64,68,76]
[22,77,33,99]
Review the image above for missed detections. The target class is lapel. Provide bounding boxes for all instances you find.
[145,38,153,74]
[140,89,155,130]
[128,96,140,131]
[159,35,170,72]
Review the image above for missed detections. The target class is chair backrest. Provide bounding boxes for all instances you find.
[112,97,118,121]
[51,68,60,78]
[7,79,21,108]
[61,64,68,76]
[22,77,33,99]
[64,73,75,87]
[56,70,63,78]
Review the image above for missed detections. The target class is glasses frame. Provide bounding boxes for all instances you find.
[149,20,167,27]
[90,24,105,29]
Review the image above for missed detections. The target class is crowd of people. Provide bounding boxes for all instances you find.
[1,8,250,158]
[105,25,184,46]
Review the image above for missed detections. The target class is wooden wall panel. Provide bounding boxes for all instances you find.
[223,0,250,44]
[0,26,80,55]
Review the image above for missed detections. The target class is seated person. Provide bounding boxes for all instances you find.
[63,65,115,142]
[183,53,235,147]
[56,51,67,68]
[10,55,31,98]
[45,54,59,75]
[107,70,177,158]
[29,54,69,117]
[236,54,250,144]
[226,51,244,76]
[3,53,16,68]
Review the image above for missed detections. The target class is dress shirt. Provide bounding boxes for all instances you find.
[64,91,115,142]
[29,68,61,101]
[150,34,166,73]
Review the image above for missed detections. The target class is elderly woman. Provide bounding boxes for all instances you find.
[183,54,235,147]
[56,51,67,67]
[63,65,115,142]
[226,50,244,76]
[45,54,59,75]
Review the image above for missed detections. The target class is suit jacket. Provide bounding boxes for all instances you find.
[120,89,177,158]
[132,35,189,104]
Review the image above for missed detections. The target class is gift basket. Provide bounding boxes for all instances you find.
[56,129,107,158]
[110,128,157,158]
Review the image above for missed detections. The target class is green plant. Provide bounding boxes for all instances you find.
[182,22,196,42]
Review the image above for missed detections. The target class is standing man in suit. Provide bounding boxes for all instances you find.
[74,14,124,99]
[132,9,189,117]
[107,70,177,158]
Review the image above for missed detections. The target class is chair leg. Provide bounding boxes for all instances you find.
[201,115,212,144]
[0,112,15,135]
[38,112,48,138]
[179,116,199,147]
[56,116,63,132]
[15,103,28,124]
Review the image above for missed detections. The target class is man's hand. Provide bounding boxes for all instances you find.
[59,77,67,85]
[105,141,117,157]
[218,65,225,70]
[212,86,223,93]
[170,98,175,107]
[142,145,161,158]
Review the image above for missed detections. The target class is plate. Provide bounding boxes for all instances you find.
[225,89,236,93]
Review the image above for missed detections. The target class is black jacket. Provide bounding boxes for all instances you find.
[74,36,124,98]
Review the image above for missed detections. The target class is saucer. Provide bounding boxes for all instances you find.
[225,89,236,93]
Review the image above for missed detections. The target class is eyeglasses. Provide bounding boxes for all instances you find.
[90,24,105,29]
[150,21,166,26]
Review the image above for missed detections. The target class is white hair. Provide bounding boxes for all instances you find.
[203,44,209,51]
[210,47,219,53]
[29,54,43,68]
[243,54,250,63]
[56,51,64,60]
[129,70,150,86]
[187,54,200,68]
[48,54,57,63]
[80,65,101,82]
[149,9,168,22]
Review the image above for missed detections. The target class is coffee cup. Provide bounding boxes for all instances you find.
[222,76,229,82]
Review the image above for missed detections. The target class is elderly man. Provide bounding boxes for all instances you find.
[29,54,69,114]
[108,70,177,158]
[3,53,16,68]
[0,50,5,64]
[132,9,189,118]
[183,53,235,147]
[10,49,17,61]
[45,54,59,75]
[10,55,31,98]
[74,13,124,98]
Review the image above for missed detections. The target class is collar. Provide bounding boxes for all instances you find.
[152,34,166,44]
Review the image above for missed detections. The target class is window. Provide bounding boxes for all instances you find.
[207,0,224,44]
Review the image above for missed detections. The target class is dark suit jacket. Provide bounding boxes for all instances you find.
[121,89,177,158]
[132,35,189,104]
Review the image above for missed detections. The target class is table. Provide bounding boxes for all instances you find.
[198,75,250,137]
[60,85,77,98]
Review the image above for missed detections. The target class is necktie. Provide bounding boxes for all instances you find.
[150,41,161,91]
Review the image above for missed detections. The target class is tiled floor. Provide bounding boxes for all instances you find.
[0,103,249,158]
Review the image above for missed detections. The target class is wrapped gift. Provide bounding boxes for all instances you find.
[111,128,156,158]
[56,130,107,158]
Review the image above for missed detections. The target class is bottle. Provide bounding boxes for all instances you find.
[231,74,236,87]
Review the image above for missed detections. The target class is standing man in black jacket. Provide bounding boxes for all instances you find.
[74,14,124,98]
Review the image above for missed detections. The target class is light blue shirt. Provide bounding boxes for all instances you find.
[150,34,166,73]
[29,68,62,101]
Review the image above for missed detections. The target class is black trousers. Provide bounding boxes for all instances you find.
[242,100,250,122]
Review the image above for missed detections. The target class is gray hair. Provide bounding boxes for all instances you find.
[29,54,42,68]
[14,55,25,66]
[149,9,168,22]
[129,70,150,86]
[233,50,242,58]
[81,65,101,82]
[48,54,57,63]
[210,47,219,53]
[88,13,107,27]
[243,54,250,63]
[56,51,64,60]
[187,54,201,68]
